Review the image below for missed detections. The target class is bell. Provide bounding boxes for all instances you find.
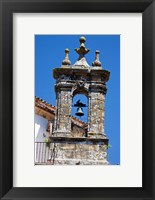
[76,107,84,117]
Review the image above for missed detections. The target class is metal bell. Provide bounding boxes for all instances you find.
[76,107,84,117]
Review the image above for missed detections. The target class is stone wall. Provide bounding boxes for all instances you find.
[50,142,108,165]
[71,124,86,138]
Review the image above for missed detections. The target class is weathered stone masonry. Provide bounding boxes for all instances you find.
[50,36,110,165]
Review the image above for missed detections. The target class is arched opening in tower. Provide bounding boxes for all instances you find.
[72,94,88,123]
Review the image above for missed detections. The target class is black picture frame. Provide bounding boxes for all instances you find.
[0,0,154,199]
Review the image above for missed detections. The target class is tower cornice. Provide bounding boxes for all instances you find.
[53,68,110,83]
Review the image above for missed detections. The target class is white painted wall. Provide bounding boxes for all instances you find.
[35,114,48,142]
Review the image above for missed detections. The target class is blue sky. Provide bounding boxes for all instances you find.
[35,35,120,165]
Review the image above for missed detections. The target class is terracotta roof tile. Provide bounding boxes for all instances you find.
[35,96,88,128]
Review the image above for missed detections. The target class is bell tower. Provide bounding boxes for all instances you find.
[51,36,110,165]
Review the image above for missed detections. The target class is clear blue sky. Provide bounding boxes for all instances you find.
[35,35,120,165]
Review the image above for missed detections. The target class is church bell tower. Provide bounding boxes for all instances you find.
[51,36,110,165]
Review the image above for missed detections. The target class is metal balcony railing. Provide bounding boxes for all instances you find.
[35,142,51,164]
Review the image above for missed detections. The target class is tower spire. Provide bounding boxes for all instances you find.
[73,36,90,68]
[75,36,90,58]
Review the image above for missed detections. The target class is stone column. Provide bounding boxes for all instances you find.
[54,85,72,137]
[88,85,106,138]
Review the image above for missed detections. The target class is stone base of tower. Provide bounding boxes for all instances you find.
[49,137,109,165]
[53,158,108,165]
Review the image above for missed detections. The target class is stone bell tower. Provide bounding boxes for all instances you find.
[51,36,110,165]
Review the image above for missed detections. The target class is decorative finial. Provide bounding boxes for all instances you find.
[62,48,71,66]
[79,36,86,45]
[75,36,90,59]
[92,50,102,67]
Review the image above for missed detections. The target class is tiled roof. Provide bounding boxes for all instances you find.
[35,96,55,114]
[35,96,88,128]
